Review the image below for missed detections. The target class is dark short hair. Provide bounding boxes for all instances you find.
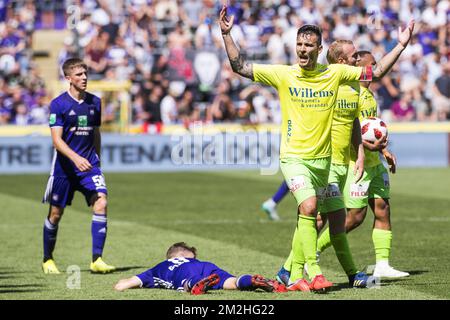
[62,58,87,76]
[166,242,197,259]
[356,50,372,59]
[297,24,322,46]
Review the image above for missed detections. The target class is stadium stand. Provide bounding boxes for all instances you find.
[0,0,449,130]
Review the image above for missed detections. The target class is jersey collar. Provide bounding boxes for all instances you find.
[67,90,85,104]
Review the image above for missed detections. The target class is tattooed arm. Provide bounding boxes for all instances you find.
[219,5,254,80]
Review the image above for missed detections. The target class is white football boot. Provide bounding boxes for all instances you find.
[373,260,410,278]
[261,199,281,221]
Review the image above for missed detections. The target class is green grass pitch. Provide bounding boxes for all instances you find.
[0,168,449,300]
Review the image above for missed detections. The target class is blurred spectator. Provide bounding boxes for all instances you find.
[161,81,183,124]
[85,32,109,79]
[391,92,416,122]
[432,61,450,121]
[206,80,236,123]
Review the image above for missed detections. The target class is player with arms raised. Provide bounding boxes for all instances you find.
[219,4,413,290]
[42,58,115,274]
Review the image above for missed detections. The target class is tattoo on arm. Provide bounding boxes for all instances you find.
[372,62,384,80]
[229,54,254,80]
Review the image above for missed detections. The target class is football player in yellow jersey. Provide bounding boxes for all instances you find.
[219,4,413,291]
[316,51,409,278]
[277,40,374,289]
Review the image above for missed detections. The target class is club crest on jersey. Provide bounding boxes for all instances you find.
[78,115,88,127]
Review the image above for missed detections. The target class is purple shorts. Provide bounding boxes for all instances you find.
[43,167,108,208]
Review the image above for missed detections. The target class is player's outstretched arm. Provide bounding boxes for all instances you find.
[51,127,92,172]
[219,5,254,80]
[372,20,414,81]
[114,276,142,291]
[351,118,365,182]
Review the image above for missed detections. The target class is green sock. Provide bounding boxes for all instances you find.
[372,228,392,262]
[330,232,358,276]
[298,215,321,278]
[283,250,293,272]
[317,226,333,253]
[289,226,305,282]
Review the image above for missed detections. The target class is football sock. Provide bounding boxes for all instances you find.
[298,215,321,278]
[289,225,305,282]
[272,181,289,203]
[372,228,392,263]
[92,213,107,261]
[330,232,358,276]
[317,227,332,253]
[43,218,58,262]
[282,250,293,272]
[236,274,253,290]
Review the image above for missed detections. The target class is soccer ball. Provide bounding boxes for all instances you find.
[361,117,388,142]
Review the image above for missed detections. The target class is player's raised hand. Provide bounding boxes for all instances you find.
[383,149,397,174]
[398,19,415,48]
[219,4,234,35]
[73,155,92,172]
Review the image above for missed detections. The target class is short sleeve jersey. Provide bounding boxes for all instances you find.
[350,86,381,167]
[331,81,361,165]
[135,258,226,291]
[49,91,102,177]
[253,63,368,159]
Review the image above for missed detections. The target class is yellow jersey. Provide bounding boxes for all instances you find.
[350,86,381,167]
[254,63,364,159]
[331,81,361,165]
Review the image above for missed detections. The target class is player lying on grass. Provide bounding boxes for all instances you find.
[114,242,287,294]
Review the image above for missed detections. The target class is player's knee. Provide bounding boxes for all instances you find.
[92,194,107,211]
[353,211,366,226]
[346,209,365,229]
[299,200,317,216]
[49,206,64,224]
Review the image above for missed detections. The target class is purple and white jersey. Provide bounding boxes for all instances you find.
[136,258,234,291]
[49,91,101,177]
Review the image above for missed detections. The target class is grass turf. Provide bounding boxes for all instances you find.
[0,168,449,300]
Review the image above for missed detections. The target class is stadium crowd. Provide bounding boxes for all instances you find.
[0,0,449,127]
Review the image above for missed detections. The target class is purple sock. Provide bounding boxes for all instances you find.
[236,274,253,290]
[91,213,107,260]
[43,218,58,261]
[272,181,289,203]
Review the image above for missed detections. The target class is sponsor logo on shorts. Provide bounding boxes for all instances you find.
[288,176,306,192]
[52,194,59,201]
[350,182,369,197]
[317,187,327,200]
[325,183,341,198]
